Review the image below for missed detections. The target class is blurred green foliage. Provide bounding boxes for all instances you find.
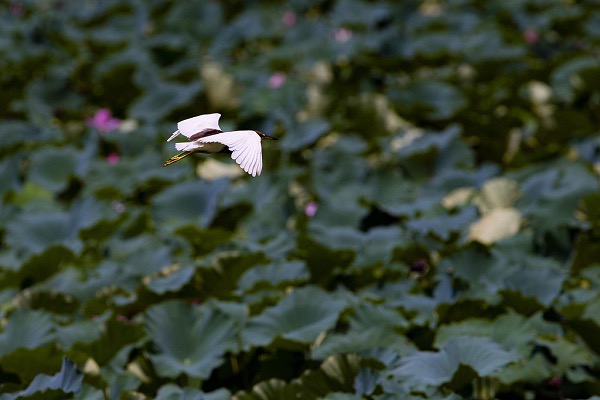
[0,0,599,399]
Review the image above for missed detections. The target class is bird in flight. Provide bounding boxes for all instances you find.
[163,113,277,177]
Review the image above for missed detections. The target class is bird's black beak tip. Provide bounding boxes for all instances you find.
[257,131,277,140]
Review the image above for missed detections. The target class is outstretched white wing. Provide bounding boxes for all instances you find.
[167,113,221,142]
[196,130,263,177]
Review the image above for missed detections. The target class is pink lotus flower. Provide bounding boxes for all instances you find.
[304,201,318,217]
[282,11,296,27]
[333,27,352,43]
[268,72,286,89]
[106,152,120,165]
[523,28,538,45]
[87,108,121,134]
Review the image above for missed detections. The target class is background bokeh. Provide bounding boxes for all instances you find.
[1,0,599,399]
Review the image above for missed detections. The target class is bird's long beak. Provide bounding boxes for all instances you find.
[256,130,278,140]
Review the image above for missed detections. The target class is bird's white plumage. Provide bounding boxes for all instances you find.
[175,142,203,151]
[194,130,263,177]
[167,113,221,142]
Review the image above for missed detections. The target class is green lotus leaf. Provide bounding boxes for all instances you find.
[309,191,368,227]
[0,246,75,288]
[0,357,82,400]
[0,121,61,151]
[130,70,202,122]
[463,27,525,62]
[55,318,102,349]
[145,266,195,295]
[364,170,435,217]
[497,353,553,385]
[231,378,297,400]
[363,282,438,327]
[583,295,600,325]
[292,354,360,399]
[279,119,330,151]
[243,286,346,348]
[0,344,64,385]
[445,245,526,297]
[330,0,391,28]
[174,225,233,257]
[156,384,231,400]
[198,252,269,299]
[405,206,477,242]
[319,394,364,400]
[4,197,111,255]
[389,336,519,388]
[233,354,360,400]
[6,182,54,212]
[551,56,599,102]
[401,31,461,58]
[237,261,309,293]
[0,309,55,357]
[73,384,104,400]
[396,295,442,325]
[396,126,460,158]
[350,227,409,270]
[536,336,597,377]
[434,311,561,356]
[391,126,474,181]
[354,302,409,330]
[86,151,186,198]
[390,81,467,120]
[219,176,291,240]
[28,146,79,193]
[310,138,370,222]
[312,327,415,360]
[71,315,144,365]
[307,224,364,251]
[353,367,378,396]
[44,263,119,304]
[99,235,173,290]
[517,163,598,236]
[152,180,229,231]
[97,361,142,398]
[294,235,355,285]
[2,1,600,398]
[4,213,80,255]
[20,65,83,121]
[144,300,240,379]
[502,257,565,307]
[576,316,600,360]
[0,157,19,197]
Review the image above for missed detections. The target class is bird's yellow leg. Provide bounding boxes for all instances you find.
[163,150,193,167]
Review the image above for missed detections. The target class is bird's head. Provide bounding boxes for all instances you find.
[255,131,278,140]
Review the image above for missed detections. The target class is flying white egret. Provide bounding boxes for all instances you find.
[163,113,277,177]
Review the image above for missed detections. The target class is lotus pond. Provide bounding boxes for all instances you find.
[0,1,599,399]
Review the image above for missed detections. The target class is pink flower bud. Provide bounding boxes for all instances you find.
[268,72,286,89]
[304,201,318,217]
[87,109,121,134]
[106,152,120,165]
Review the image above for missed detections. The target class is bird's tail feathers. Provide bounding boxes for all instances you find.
[175,142,202,151]
[167,130,180,142]
[163,151,193,167]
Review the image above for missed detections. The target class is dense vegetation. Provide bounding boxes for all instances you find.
[0,0,599,399]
